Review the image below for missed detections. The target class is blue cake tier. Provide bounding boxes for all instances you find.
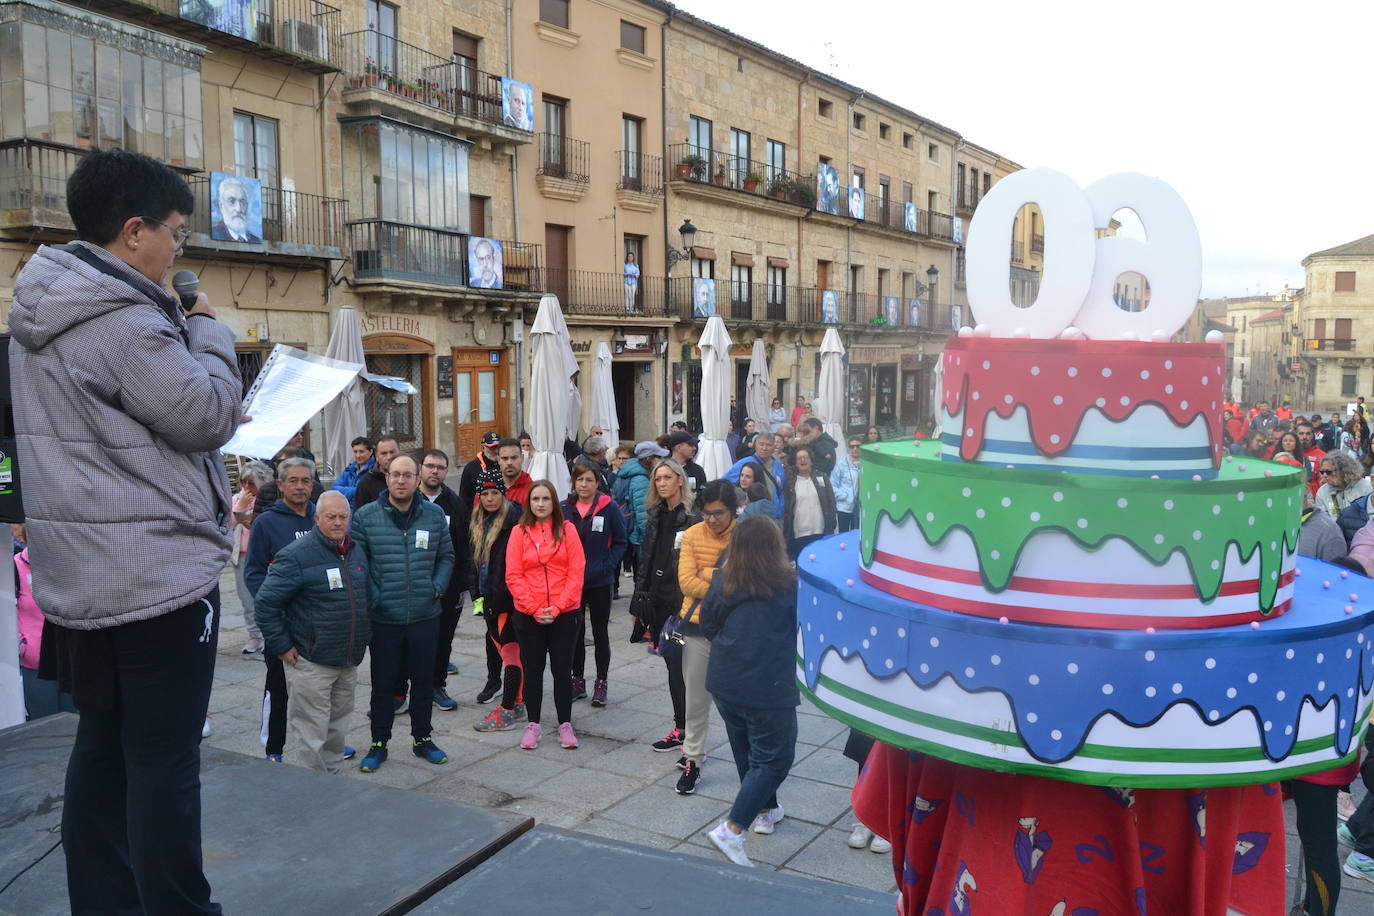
[797,534,1374,788]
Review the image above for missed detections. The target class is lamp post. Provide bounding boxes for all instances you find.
[927,264,939,325]
[665,218,698,272]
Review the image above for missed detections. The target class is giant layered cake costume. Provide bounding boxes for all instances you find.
[797,169,1374,788]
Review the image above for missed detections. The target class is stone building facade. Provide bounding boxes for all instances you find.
[1296,234,1374,411]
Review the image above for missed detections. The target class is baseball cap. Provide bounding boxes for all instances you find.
[667,431,698,450]
[481,432,502,447]
[634,440,669,459]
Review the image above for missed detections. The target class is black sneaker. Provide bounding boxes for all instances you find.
[651,728,683,752]
[476,680,501,705]
[676,754,688,770]
[675,760,701,795]
[571,676,588,701]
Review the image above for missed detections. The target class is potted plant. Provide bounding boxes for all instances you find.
[713,166,727,187]
[767,175,790,199]
[795,182,817,209]
[364,57,379,87]
[744,171,762,193]
[676,153,706,181]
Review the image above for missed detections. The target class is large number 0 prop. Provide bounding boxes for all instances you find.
[964,168,1202,340]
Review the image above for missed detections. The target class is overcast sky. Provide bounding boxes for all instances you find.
[676,0,1371,298]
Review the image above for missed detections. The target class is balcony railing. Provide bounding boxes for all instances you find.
[666,143,815,207]
[0,141,79,230]
[1307,338,1357,352]
[617,151,663,196]
[957,183,981,212]
[348,220,541,290]
[1011,240,1026,265]
[541,268,671,317]
[537,134,590,184]
[340,30,517,132]
[87,0,341,71]
[1031,233,1045,255]
[185,175,346,254]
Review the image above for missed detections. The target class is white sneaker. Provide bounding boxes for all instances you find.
[869,835,892,854]
[201,717,212,738]
[847,823,873,849]
[708,821,753,867]
[750,806,785,835]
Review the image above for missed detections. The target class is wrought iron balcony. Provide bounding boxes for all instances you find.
[348,219,541,291]
[667,143,815,207]
[956,183,980,213]
[616,150,663,196]
[541,268,671,317]
[536,134,590,184]
[339,30,529,139]
[185,175,347,257]
[86,0,341,72]
[1307,338,1357,352]
[1031,233,1045,254]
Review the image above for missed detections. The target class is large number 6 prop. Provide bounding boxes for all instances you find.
[964,168,1202,341]
[1074,173,1202,340]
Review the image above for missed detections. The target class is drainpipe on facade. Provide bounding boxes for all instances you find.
[845,90,865,327]
[796,71,808,403]
[660,9,675,431]
[506,0,526,438]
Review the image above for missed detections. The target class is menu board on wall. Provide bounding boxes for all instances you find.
[847,366,870,430]
[437,355,453,400]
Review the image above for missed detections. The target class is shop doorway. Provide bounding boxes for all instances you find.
[875,365,898,428]
[452,348,510,461]
[611,360,638,442]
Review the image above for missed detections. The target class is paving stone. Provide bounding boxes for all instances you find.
[782,826,899,892]
[683,815,828,867]
[526,763,647,811]
[788,746,863,788]
[575,817,682,851]
[459,747,573,796]
[600,785,730,839]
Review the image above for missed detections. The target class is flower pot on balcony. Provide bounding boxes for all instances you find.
[743,178,759,193]
[347,76,363,89]
[674,163,692,179]
[365,73,379,87]
[713,172,727,187]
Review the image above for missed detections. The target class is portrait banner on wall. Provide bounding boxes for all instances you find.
[904,201,919,233]
[816,162,840,216]
[210,172,263,243]
[848,185,865,220]
[884,297,899,325]
[692,277,717,318]
[180,0,257,40]
[908,298,923,327]
[953,216,964,244]
[468,237,504,289]
[821,289,839,324]
[950,304,963,331]
[501,78,535,131]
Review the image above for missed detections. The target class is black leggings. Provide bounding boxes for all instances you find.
[262,654,287,756]
[1289,779,1340,916]
[513,610,578,725]
[665,653,686,731]
[484,605,524,710]
[572,585,612,681]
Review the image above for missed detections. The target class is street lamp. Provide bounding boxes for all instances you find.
[665,218,698,272]
[926,264,939,305]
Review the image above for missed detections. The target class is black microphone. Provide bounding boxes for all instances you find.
[171,269,200,311]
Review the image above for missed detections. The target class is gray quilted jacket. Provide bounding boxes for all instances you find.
[8,242,242,629]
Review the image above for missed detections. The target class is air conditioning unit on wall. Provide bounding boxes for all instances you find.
[282,19,328,62]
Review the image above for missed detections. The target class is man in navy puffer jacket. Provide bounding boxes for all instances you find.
[254,491,370,774]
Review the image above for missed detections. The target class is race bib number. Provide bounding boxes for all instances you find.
[591,516,605,533]
[416,529,430,549]
[326,568,343,590]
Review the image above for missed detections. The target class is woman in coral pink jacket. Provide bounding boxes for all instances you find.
[505,480,586,751]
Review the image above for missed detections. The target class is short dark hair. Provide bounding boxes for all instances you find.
[698,478,738,511]
[67,150,195,246]
[422,448,449,467]
[351,436,375,450]
[570,458,602,484]
[497,437,522,453]
[375,436,399,448]
[745,481,771,503]
[800,417,823,433]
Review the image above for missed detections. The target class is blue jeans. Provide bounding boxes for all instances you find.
[714,697,797,828]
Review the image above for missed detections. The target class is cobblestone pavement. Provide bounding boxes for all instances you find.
[208,567,1374,910]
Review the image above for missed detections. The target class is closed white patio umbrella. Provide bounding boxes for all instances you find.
[322,305,368,480]
[696,316,734,481]
[589,342,620,449]
[745,338,770,434]
[815,327,846,442]
[527,295,574,500]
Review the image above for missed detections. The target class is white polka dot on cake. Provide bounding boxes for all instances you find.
[1145,686,1156,697]
[1248,672,1259,683]
[964,666,975,678]
[1226,687,1237,698]
[1101,684,1114,695]
[1050,729,1062,741]
[1201,375,1209,386]
[1319,680,1326,691]
[971,391,981,401]
[990,550,1001,560]
[1102,367,1112,378]
[884,659,893,669]
[1028,674,1040,685]
[919,663,929,674]
[1192,530,1202,540]
[1067,367,1078,377]
[861,638,870,649]
[1120,396,1131,406]
[1264,721,1272,731]
[1001,497,1012,508]
[1180,401,1189,410]
[1276,690,1286,701]
[1053,492,1064,502]
[1165,384,1174,394]
[1285,725,1294,735]
[976,509,985,519]
[897,628,906,638]
[1049,434,1061,444]
[929,636,939,648]
[1237,491,1246,502]
[1164,360,1173,370]
[1117,498,1128,508]
[1317,653,1325,663]
[1030,512,1041,521]
[1140,370,1150,380]
[1003,394,1013,404]
[990,654,1001,665]
[1095,397,1106,408]
[1208,710,1219,721]
[911,478,919,487]
[1026,712,1038,723]
[1286,649,1295,659]
[1172,683,1183,694]
[869,626,878,636]
[961,487,971,497]
[1204,658,1216,669]
[1164,500,1174,510]
[1154,534,1165,544]
[1030,366,1040,376]
[1052,395,1064,405]
[1067,662,1079,674]
[926,512,935,522]
[1145,650,1156,661]
[1211,560,1220,570]
[836,611,844,621]
[982,360,991,370]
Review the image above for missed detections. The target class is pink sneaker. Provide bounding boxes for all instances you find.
[558,722,579,749]
[520,722,542,749]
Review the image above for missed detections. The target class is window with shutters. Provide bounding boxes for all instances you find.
[540,0,570,28]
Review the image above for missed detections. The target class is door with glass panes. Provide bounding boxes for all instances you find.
[452,348,510,461]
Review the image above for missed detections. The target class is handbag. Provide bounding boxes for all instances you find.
[655,613,687,659]
[628,590,656,645]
